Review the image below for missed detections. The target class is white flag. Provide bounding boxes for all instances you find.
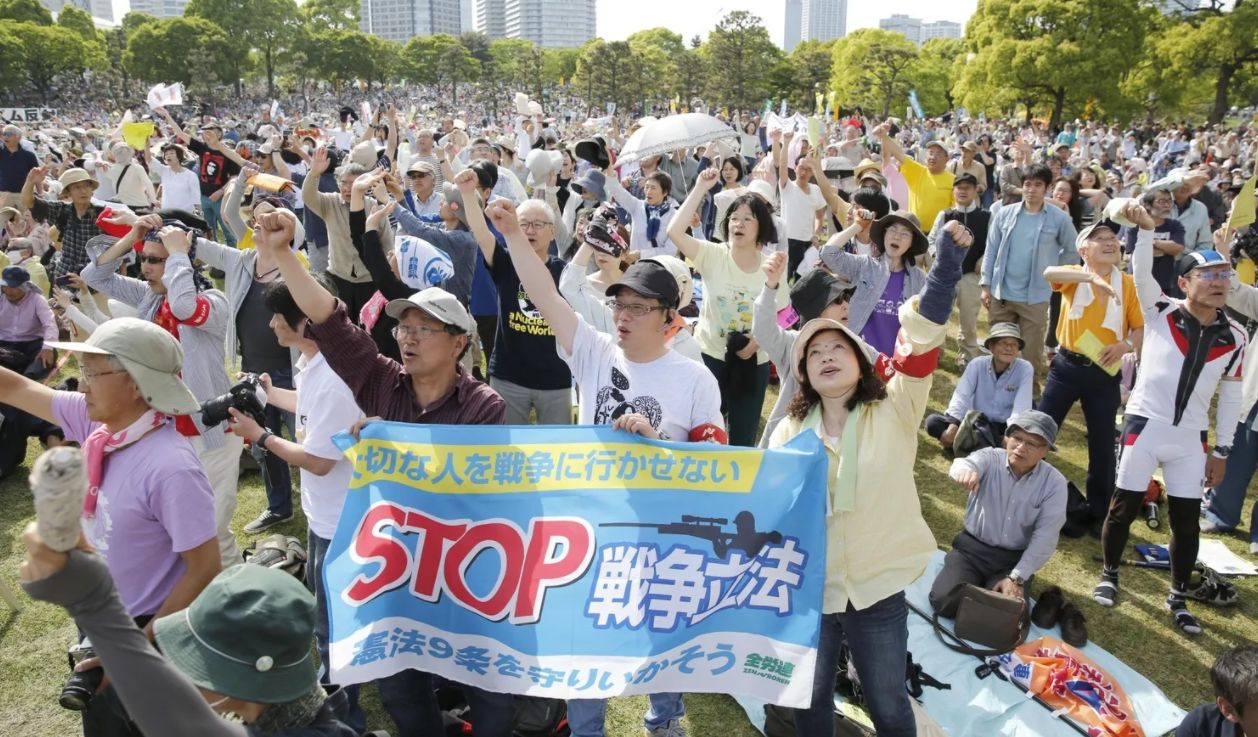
[146,82,183,109]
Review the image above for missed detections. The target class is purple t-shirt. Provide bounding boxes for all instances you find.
[52,392,217,617]
[861,269,907,357]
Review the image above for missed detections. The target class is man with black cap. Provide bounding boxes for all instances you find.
[925,322,1033,456]
[486,196,725,737]
[932,410,1068,626]
[1093,204,1246,637]
[154,109,245,248]
[251,209,513,737]
[1039,214,1145,530]
[928,172,991,365]
[1,264,56,374]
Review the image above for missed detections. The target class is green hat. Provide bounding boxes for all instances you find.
[153,565,318,704]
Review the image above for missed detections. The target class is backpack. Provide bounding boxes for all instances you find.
[436,682,569,737]
[952,410,999,458]
[242,533,307,579]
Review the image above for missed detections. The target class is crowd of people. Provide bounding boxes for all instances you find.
[1,90,1257,737]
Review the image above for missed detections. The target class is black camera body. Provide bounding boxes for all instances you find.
[200,373,268,428]
[60,640,102,711]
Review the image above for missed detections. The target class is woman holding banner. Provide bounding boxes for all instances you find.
[767,219,972,737]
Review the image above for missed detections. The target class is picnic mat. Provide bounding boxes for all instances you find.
[735,552,1186,737]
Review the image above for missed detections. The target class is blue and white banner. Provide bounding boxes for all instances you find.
[325,423,828,706]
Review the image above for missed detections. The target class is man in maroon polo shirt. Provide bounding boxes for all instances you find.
[252,208,511,737]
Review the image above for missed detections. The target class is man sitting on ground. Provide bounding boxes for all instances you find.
[925,323,1033,456]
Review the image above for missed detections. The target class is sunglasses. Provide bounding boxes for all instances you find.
[138,255,167,265]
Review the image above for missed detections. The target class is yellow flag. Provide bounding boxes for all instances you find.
[814,91,824,115]
[121,121,155,151]
[1227,172,1257,232]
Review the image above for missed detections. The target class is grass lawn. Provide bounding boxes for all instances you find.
[2,329,1255,736]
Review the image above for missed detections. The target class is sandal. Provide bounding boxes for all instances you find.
[1186,566,1240,607]
[1168,598,1203,635]
[1092,578,1118,607]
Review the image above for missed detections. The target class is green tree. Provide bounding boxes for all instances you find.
[830,28,919,117]
[1162,0,1258,123]
[401,33,478,98]
[122,11,158,34]
[626,27,685,105]
[955,0,1149,130]
[702,11,783,112]
[301,0,359,32]
[246,0,300,97]
[55,6,95,40]
[673,48,706,108]
[0,22,26,93]
[185,0,251,94]
[123,17,234,94]
[573,39,648,114]
[10,22,92,96]
[776,39,834,112]
[912,37,963,116]
[0,0,50,25]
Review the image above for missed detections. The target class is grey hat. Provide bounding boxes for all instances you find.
[984,322,1024,351]
[385,286,476,334]
[439,181,480,228]
[1005,410,1059,451]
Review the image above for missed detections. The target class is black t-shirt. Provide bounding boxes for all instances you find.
[1122,220,1186,299]
[186,138,241,197]
[1177,705,1242,737]
[237,278,291,374]
[487,243,572,390]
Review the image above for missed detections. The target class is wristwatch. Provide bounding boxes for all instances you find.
[1007,573,1025,587]
[1212,445,1232,459]
[255,431,274,452]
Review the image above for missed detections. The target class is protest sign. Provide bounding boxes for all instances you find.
[325,423,828,707]
[1,108,55,122]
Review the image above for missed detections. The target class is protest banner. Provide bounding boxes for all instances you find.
[1,108,55,122]
[325,423,828,707]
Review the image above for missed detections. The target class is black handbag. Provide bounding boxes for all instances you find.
[933,583,1029,656]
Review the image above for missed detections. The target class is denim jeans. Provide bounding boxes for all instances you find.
[252,367,296,517]
[567,693,685,737]
[794,592,915,737]
[1201,411,1258,539]
[1036,351,1121,520]
[200,195,236,248]
[307,532,366,733]
[377,669,515,737]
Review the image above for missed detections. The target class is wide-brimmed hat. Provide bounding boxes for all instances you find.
[984,322,1025,351]
[44,318,200,415]
[57,168,97,191]
[440,182,480,228]
[386,286,476,334]
[570,170,607,203]
[524,148,563,186]
[790,270,854,324]
[575,137,611,169]
[869,212,928,258]
[153,564,318,705]
[1006,410,1059,451]
[791,318,877,383]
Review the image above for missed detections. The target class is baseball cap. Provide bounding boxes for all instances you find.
[2,265,30,289]
[953,173,979,188]
[1176,249,1230,277]
[385,286,476,334]
[406,160,436,176]
[44,318,200,415]
[607,260,680,308]
[925,140,949,154]
[1074,218,1122,251]
[1006,410,1059,450]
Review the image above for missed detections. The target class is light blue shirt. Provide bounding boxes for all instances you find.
[945,355,1034,424]
[999,209,1044,303]
[981,200,1078,304]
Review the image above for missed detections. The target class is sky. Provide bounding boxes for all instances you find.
[108,0,978,46]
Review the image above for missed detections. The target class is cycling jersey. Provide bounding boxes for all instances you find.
[1127,229,1245,436]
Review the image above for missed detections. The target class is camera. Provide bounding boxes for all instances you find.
[59,640,102,711]
[200,373,268,428]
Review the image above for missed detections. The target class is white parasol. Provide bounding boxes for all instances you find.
[616,113,738,166]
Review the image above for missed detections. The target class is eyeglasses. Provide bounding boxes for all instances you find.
[392,324,449,340]
[606,299,665,318]
[1191,269,1234,282]
[1007,433,1048,450]
[138,255,167,265]
[81,368,127,384]
[519,220,553,232]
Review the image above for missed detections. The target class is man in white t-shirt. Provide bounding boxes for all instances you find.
[776,130,827,280]
[224,275,367,732]
[487,197,726,737]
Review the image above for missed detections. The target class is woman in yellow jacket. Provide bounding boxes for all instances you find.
[769,218,972,737]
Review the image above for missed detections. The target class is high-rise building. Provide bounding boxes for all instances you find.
[783,0,802,52]
[126,0,186,19]
[361,0,462,43]
[475,0,506,39]
[460,0,474,32]
[503,0,594,48]
[801,0,846,42]
[879,13,922,44]
[41,0,112,22]
[920,20,961,43]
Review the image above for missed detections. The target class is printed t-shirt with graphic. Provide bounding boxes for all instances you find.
[691,240,768,363]
[51,391,216,616]
[487,243,573,390]
[860,269,906,357]
[186,138,242,198]
[559,316,725,442]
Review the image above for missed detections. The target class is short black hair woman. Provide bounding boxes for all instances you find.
[767,219,974,737]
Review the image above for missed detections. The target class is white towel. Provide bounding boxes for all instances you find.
[1067,266,1125,339]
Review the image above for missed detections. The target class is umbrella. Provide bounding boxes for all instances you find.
[616,113,738,166]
